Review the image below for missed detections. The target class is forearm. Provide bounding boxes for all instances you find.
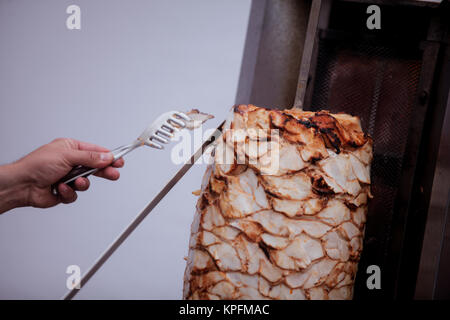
[0,162,30,214]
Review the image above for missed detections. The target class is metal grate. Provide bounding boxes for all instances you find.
[309,38,422,297]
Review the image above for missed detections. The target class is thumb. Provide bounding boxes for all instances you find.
[64,150,114,168]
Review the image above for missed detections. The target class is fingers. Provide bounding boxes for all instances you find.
[59,138,115,168]
[94,158,124,180]
[112,157,124,168]
[94,166,120,180]
[59,138,125,170]
[57,177,90,205]
[57,183,78,204]
[75,140,111,153]
[64,149,114,168]
[76,141,125,169]
[50,139,124,205]
[73,177,90,191]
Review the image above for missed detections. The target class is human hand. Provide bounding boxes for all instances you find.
[0,138,124,213]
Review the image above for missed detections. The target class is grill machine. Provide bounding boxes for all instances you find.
[236,0,450,299]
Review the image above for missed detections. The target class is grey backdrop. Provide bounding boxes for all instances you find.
[0,0,251,299]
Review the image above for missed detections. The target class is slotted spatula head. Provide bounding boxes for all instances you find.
[137,111,191,149]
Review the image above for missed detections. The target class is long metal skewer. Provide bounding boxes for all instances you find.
[63,122,224,300]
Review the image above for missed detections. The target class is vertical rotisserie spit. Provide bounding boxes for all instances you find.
[183,105,372,300]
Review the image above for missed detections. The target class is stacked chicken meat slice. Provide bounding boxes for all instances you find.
[183,105,373,300]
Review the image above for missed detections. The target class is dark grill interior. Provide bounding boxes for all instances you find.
[309,36,423,298]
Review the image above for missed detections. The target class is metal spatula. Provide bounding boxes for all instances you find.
[52,111,191,195]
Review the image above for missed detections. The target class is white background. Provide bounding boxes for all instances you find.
[0,0,251,299]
